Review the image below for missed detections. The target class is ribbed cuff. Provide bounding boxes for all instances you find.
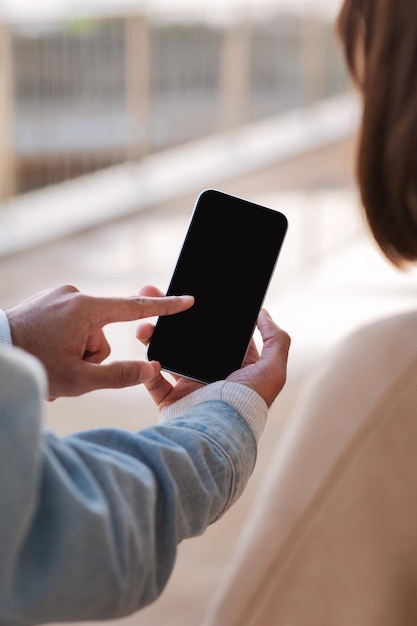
[159,381,268,443]
[0,310,12,346]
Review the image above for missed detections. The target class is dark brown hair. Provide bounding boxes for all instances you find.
[337,0,417,266]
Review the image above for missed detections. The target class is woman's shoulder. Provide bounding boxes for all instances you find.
[299,309,417,421]
[325,309,417,377]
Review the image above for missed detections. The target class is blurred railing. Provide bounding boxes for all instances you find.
[0,3,349,199]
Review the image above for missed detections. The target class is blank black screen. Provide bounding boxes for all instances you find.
[147,189,288,383]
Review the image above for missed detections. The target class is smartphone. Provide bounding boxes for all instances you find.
[147,189,288,384]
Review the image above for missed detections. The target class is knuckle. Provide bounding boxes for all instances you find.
[282,330,291,347]
[113,362,133,387]
[131,296,154,311]
[57,283,80,295]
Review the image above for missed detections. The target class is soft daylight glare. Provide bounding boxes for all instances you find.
[0,0,341,20]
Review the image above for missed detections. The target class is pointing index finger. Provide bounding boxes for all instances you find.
[94,294,194,326]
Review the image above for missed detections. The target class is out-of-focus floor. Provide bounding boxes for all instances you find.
[1,137,417,625]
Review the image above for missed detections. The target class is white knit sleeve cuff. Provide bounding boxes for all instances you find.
[0,310,12,346]
[159,381,268,443]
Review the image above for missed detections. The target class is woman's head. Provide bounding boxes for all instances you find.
[337,0,417,266]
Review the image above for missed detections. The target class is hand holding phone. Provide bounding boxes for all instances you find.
[147,189,288,384]
[138,295,290,412]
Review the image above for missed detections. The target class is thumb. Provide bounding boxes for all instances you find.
[79,359,161,393]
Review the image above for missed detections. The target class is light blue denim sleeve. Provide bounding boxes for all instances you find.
[0,346,259,625]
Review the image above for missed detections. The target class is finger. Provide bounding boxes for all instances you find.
[242,338,260,366]
[93,294,194,326]
[136,322,155,346]
[257,309,291,367]
[258,309,290,346]
[227,311,290,407]
[71,359,161,394]
[143,370,175,406]
[138,285,165,298]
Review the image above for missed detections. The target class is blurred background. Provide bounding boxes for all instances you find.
[0,0,348,198]
[1,0,416,624]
